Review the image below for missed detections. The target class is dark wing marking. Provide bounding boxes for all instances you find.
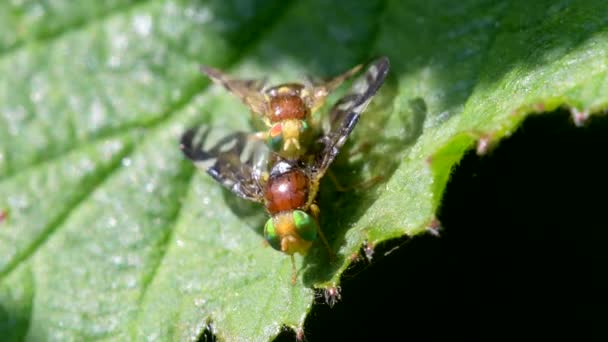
[180,126,267,202]
[312,57,390,180]
[201,66,268,115]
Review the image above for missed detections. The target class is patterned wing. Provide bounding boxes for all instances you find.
[180,126,268,202]
[201,66,268,115]
[312,57,390,179]
[303,63,363,113]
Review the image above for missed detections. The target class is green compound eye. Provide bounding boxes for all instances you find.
[264,218,282,251]
[268,135,283,151]
[267,124,283,152]
[293,210,318,242]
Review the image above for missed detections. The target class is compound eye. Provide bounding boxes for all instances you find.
[299,120,309,133]
[264,218,282,251]
[293,210,318,242]
[267,123,283,152]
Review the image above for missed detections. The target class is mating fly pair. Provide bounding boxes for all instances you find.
[180,57,390,282]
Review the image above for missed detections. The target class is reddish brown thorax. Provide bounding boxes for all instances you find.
[269,94,309,122]
[264,169,309,214]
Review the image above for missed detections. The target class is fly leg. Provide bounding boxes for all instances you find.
[290,255,297,285]
[310,203,335,262]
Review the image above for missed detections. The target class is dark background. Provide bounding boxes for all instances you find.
[272,110,608,341]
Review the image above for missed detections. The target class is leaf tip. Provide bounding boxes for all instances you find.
[296,327,306,342]
[363,240,375,262]
[425,217,442,237]
[570,107,590,127]
[476,134,495,155]
[323,286,342,308]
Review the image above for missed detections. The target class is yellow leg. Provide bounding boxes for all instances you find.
[290,255,297,285]
[310,204,335,262]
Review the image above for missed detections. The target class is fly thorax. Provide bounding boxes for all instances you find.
[268,93,309,122]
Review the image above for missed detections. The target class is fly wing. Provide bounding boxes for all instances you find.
[311,57,390,180]
[201,66,268,115]
[303,63,363,113]
[180,126,268,202]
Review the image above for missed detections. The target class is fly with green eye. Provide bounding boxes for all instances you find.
[200,60,365,160]
[180,57,390,283]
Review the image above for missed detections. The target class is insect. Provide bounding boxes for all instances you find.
[200,61,364,160]
[180,57,390,282]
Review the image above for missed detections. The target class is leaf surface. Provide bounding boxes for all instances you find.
[0,0,607,340]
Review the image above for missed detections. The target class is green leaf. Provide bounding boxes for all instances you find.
[1,0,606,340]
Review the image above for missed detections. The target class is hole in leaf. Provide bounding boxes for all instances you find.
[196,321,217,342]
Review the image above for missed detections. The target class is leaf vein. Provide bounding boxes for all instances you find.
[0,0,153,58]
[0,142,135,280]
